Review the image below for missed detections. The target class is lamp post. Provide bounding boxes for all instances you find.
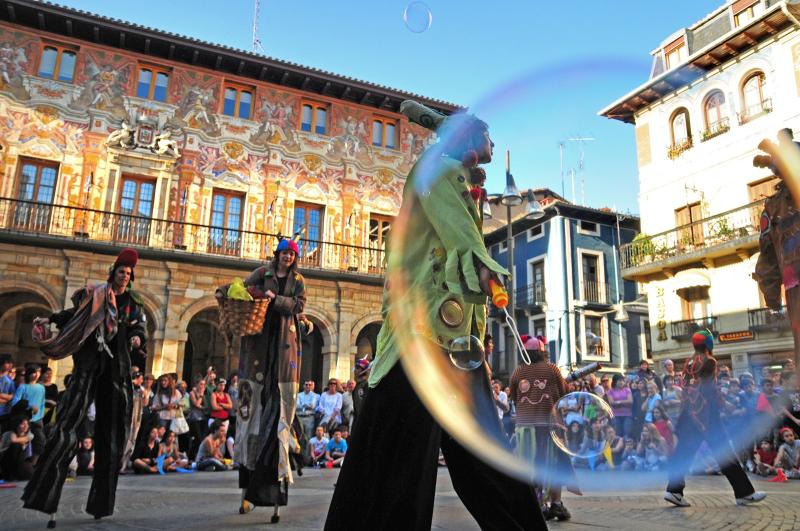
[485,150,545,372]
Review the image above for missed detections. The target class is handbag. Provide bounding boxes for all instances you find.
[170,411,190,435]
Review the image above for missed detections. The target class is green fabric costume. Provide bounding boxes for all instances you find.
[368,149,509,387]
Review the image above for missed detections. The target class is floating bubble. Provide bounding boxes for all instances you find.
[549,392,615,461]
[403,1,432,33]
[448,335,485,371]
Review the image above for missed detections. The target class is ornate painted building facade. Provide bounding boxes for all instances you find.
[0,0,456,386]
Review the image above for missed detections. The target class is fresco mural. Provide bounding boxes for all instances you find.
[250,87,300,150]
[170,69,221,137]
[69,49,133,121]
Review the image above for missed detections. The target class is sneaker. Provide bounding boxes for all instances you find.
[736,492,766,506]
[664,492,691,507]
[546,502,571,521]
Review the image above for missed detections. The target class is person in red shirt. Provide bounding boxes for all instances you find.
[754,439,778,476]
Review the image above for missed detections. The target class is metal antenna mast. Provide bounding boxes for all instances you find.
[559,142,565,199]
[252,0,264,53]
[568,135,594,206]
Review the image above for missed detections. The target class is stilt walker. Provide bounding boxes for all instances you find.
[23,248,146,527]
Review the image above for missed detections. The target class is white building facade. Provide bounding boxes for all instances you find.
[601,0,800,375]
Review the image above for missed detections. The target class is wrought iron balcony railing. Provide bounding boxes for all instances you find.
[580,280,611,305]
[670,316,718,340]
[0,197,385,276]
[515,283,546,308]
[748,307,789,332]
[667,138,693,160]
[738,98,773,125]
[620,199,765,270]
[700,117,730,142]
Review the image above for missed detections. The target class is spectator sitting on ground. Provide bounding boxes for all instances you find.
[325,427,348,467]
[158,430,189,472]
[76,436,95,476]
[308,425,329,466]
[775,427,800,479]
[132,427,160,474]
[11,364,45,465]
[196,420,230,471]
[338,424,350,443]
[0,416,34,480]
[754,439,778,477]
[620,437,641,471]
[651,405,676,455]
[639,423,668,470]
[604,425,625,468]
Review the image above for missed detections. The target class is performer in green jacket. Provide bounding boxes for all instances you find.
[325,101,545,530]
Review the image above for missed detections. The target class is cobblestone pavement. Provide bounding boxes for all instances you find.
[0,469,797,530]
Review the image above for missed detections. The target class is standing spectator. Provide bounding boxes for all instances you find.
[317,379,343,433]
[631,378,647,439]
[325,427,348,467]
[11,364,46,465]
[226,374,239,449]
[661,375,682,426]
[0,354,15,420]
[641,381,662,424]
[76,436,95,476]
[756,378,782,444]
[599,375,612,397]
[0,416,34,480]
[775,427,800,478]
[662,359,679,384]
[308,425,328,467]
[588,374,605,398]
[297,381,320,444]
[637,360,662,390]
[40,367,58,428]
[186,379,208,460]
[492,379,509,421]
[177,380,192,452]
[121,370,145,474]
[196,420,230,471]
[132,427,160,474]
[139,374,156,436]
[209,378,232,424]
[607,374,633,438]
[151,374,181,429]
[13,366,25,387]
[341,380,355,429]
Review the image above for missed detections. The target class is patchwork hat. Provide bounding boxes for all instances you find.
[691,330,714,352]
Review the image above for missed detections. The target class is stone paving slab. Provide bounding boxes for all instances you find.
[0,469,797,530]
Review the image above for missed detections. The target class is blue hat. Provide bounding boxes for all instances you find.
[691,330,714,352]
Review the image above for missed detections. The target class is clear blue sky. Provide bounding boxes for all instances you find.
[59,0,722,214]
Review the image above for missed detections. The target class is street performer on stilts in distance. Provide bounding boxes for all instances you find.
[24,248,147,528]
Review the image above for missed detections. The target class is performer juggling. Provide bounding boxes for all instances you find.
[24,248,147,528]
[325,101,545,530]
[663,330,765,508]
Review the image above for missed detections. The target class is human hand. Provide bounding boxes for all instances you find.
[265,290,276,300]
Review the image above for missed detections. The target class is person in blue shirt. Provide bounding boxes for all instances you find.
[325,427,348,467]
[296,381,320,445]
[0,354,16,418]
[11,364,46,464]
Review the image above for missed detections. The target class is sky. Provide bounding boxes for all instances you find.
[57,0,723,215]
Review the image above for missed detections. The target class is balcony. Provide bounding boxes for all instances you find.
[580,280,611,305]
[667,138,693,160]
[620,199,764,280]
[748,307,789,332]
[515,283,546,310]
[0,198,385,277]
[700,117,730,142]
[738,98,773,125]
[670,316,718,340]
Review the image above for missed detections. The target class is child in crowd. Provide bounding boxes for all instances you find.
[620,438,641,471]
[775,427,800,478]
[309,425,329,467]
[76,436,95,476]
[754,439,777,477]
[325,427,348,467]
[651,406,676,455]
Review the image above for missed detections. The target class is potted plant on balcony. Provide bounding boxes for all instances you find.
[631,233,655,265]
[709,218,735,243]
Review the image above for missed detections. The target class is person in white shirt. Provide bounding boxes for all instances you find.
[308,425,329,466]
[296,381,320,443]
[316,379,342,433]
[492,380,508,421]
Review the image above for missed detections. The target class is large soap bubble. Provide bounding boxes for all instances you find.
[403,2,432,33]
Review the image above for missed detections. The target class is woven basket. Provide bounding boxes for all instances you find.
[218,298,270,336]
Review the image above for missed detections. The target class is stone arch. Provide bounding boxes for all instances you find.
[0,279,59,311]
[301,305,336,348]
[133,288,165,337]
[0,284,60,368]
[299,305,334,390]
[178,295,219,333]
[350,311,383,347]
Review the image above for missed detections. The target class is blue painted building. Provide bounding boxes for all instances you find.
[483,192,646,380]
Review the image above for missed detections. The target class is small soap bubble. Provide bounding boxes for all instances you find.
[448,335,485,370]
[404,2,432,33]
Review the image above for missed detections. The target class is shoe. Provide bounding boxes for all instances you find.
[664,492,691,507]
[546,502,571,521]
[736,492,766,506]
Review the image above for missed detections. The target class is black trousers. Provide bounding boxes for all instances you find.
[325,363,546,531]
[22,345,131,517]
[666,411,754,499]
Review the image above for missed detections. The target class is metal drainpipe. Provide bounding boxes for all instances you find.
[554,206,572,367]
[335,280,342,381]
[613,216,625,373]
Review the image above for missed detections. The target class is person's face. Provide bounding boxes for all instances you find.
[113,266,132,290]
[637,380,646,391]
[742,379,754,391]
[29,369,40,383]
[664,361,674,373]
[218,425,228,439]
[601,377,610,389]
[760,441,772,452]
[346,380,355,392]
[308,381,315,392]
[473,129,494,164]
[653,408,663,421]
[614,377,624,389]
[786,360,796,372]
[278,249,296,269]
[17,419,29,435]
[492,382,501,393]
[166,432,175,444]
[664,377,674,388]
[729,381,740,393]
[640,361,649,371]
[763,381,774,393]
[315,427,325,439]
[178,382,187,393]
[83,437,93,449]
[144,376,154,388]
[160,376,169,388]
[217,381,226,392]
[782,430,796,444]
[157,426,166,439]
[42,369,52,383]
[333,432,342,442]
[570,423,580,434]
[647,382,657,395]
[197,380,206,393]
[1,360,11,373]
[605,426,616,439]
[328,381,338,393]
[486,339,494,354]
[149,428,158,441]
[133,375,143,386]
[303,382,312,392]
[625,440,635,449]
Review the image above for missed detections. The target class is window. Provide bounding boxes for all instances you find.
[578,220,600,235]
[372,116,398,149]
[12,158,59,231]
[670,108,691,145]
[733,0,759,27]
[675,202,704,247]
[531,317,546,347]
[209,190,244,256]
[703,90,728,131]
[368,214,392,273]
[679,286,711,321]
[582,315,606,357]
[580,253,605,303]
[664,37,686,70]
[498,240,507,253]
[640,317,652,361]
[748,177,780,202]
[741,72,769,121]
[293,202,324,266]
[530,260,545,306]
[116,176,155,245]
[300,101,328,135]
[527,224,544,241]
[136,65,169,102]
[38,45,76,83]
[222,85,253,119]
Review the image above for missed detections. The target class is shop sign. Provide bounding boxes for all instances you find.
[718,331,754,343]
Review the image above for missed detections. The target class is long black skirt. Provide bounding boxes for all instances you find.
[325,363,547,530]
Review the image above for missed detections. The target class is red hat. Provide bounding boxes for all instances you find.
[113,248,139,270]
[276,239,300,256]
[520,334,541,351]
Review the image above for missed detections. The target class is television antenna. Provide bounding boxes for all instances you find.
[568,135,595,206]
[252,0,264,53]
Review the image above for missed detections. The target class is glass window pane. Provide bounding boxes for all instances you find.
[139,182,155,203]
[137,69,152,99]
[372,121,383,146]
[18,164,37,201]
[293,207,306,234]
[39,47,58,78]
[39,167,56,188]
[153,72,169,102]
[301,105,312,132]
[223,88,237,117]
[58,51,76,82]
[315,108,326,135]
[308,210,320,240]
[385,123,396,149]
[238,92,251,119]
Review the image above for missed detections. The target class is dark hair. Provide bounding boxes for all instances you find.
[209,420,224,434]
[484,334,492,342]
[0,354,12,365]
[611,374,625,388]
[107,264,135,283]
[25,366,39,383]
